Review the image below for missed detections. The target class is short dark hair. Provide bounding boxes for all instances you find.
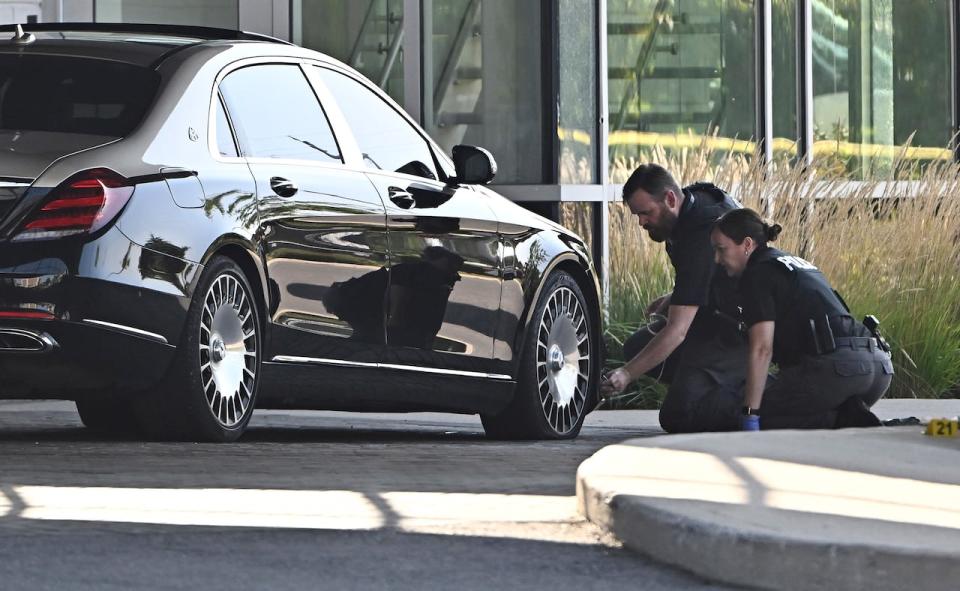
[713,208,782,245]
[621,163,682,203]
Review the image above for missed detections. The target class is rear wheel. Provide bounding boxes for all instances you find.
[137,256,261,442]
[482,271,596,439]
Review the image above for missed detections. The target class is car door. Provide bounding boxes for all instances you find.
[218,61,390,363]
[312,66,503,375]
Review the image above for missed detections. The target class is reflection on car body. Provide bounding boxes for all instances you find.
[0,23,602,442]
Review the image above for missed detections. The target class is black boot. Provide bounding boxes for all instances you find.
[834,397,881,428]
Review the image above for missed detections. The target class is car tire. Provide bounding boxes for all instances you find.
[481,271,596,440]
[136,256,262,442]
[75,396,138,436]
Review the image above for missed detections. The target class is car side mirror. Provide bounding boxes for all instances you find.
[450,145,497,185]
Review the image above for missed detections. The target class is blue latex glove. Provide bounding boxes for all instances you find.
[740,415,760,431]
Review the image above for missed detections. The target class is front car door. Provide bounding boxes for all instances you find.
[313,66,504,378]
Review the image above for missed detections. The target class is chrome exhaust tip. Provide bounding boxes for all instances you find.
[0,328,59,352]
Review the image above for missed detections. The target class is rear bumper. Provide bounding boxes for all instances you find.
[0,226,194,399]
[0,318,176,398]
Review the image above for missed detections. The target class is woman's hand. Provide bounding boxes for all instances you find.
[740,415,760,431]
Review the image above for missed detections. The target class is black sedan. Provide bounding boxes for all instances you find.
[0,23,602,442]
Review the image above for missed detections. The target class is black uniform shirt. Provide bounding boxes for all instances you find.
[665,183,741,337]
[740,246,853,365]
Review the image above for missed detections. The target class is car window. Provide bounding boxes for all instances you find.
[315,67,438,180]
[0,54,159,137]
[219,64,342,163]
[214,95,238,158]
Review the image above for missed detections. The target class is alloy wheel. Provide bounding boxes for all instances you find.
[536,286,590,435]
[198,273,257,428]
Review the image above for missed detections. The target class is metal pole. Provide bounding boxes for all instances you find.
[951,0,960,160]
[291,0,301,45]
[797,0,815,259]
[421,0,434,131]
[543,0,560,186]
[755,0,773,164]
[598,0,610,317]
[797,0,813,167]
[402,0,422,123]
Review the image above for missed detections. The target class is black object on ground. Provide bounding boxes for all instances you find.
[881,416,922,427]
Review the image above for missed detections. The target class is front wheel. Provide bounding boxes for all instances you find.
[482,271,597,439]
[137,256,262,442]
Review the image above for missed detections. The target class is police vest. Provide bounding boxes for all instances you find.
[684,182,743,210]
[748,247,859,362]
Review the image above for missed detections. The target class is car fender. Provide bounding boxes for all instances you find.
[195,233,270,313]
[495,226,598,375]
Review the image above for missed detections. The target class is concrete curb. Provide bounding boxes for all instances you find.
[577,432,960,591]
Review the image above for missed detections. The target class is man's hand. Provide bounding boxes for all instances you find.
[600,368,632,396]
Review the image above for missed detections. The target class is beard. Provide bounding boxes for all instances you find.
[644,222,673,243]
[644,209,678,243]
[646,228,668,242]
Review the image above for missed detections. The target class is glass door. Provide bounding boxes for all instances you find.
[292,0,406,103]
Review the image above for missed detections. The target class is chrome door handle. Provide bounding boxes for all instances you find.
[388,187,415,209]
[270,177,298,198]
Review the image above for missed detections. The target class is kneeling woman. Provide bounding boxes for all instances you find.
[711,208,893,430]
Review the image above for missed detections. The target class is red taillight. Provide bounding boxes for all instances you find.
[13,168,135,241]
[0,310,55,320]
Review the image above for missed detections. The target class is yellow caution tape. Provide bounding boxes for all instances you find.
[605,130,953,161]
[925,418,960,437]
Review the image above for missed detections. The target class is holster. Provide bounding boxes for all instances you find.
[808,315,836,355]
[863,315,892,353]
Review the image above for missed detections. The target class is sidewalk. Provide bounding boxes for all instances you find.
[577,399,960,591]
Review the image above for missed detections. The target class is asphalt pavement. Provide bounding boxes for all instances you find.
[0,400,732,591]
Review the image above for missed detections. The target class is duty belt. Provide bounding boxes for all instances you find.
[833,336,878,351]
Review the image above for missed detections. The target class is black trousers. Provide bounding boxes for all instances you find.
[759,342,893,429]
[623,322,747,433]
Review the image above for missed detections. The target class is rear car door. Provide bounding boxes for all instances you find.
[218,61,389,363]
[312,66,503,375]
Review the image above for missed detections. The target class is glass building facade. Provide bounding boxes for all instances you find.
[607,0,756,176]
[20,0,960,277]
[808,0,952,176]
[94,0,239,28]
[29,0,960,182]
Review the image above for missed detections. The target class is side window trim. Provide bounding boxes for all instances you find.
[300,63,364,168]
[208,86,244,163]
[215,92,241,158]
[293,62,347,166]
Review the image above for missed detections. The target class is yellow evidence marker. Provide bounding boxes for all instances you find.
[925,418,959,437]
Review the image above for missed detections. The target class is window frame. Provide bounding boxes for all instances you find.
[212,91,240,159]
[209,57,347,168]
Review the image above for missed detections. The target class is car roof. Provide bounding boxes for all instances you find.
[0,23,292,68]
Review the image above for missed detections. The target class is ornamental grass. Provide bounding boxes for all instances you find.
[598,140,960,408]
